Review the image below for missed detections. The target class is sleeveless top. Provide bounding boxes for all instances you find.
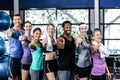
[43,38,57,53]
[77,40,92,67]
[58,35,75,71]
[21,39,32,64]
[30,43,43,70]
[8,28,24,58]
[91,53,105,76]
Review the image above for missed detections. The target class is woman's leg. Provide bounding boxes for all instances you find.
[46,72,56,80]
[21,69,29,80]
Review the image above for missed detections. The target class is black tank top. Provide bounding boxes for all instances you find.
[58,35,75,71]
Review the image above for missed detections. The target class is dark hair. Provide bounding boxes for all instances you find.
[47,23,55,29]
[33,28,42,33]
[62,21,72,28]
[24,21,32,26]
[13,14,21,19]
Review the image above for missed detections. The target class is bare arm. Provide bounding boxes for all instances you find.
[105,62,111,80]
[7,29,14,38]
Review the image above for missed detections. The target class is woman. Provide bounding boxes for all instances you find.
[91,29,111,80]
[42,24,57,80]
[75,23,92,80]
[29,28,43,80]
[21,21,32,80]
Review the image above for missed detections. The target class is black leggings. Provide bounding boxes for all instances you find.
[91,73,106,80]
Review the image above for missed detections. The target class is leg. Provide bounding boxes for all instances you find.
[46,72,56,80]
[58,71,70,80]
[30,69,39,80]
[21,64,31,80]
[21,69,29,80]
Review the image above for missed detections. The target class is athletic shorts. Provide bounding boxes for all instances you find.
[8,56,21,78]
[58,71,74,80]
[21,64,31,70]
[44,59,58,73]
[91,73,106,80]
[76,65,92,78]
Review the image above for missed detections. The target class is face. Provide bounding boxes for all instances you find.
[47,25,55,36]
[63,23,72,35]
[13,16,22,27]
[79,24,88,36]
[24,23,32,33]
[93,31,102,43]
[33,30,41,40]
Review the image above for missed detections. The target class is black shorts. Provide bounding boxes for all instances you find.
[21,64,31,70]
[76,65,92,78]
[91,73,106,80]
[8,56,21,78]
[44,59,58,73]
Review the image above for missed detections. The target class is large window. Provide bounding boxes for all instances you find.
[104,9,120,55]
[25,9,89,39]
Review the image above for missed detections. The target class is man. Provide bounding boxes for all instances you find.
[57,21,75,80]
[7,14,24,80]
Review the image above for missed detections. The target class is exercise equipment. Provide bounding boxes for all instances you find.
[0,56,8,80]
[0,12,12,31]
[87,29,92,36]
[0,37,6,57]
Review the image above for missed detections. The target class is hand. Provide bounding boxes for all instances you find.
[42,37,48,47]
[76,37,83,44]
[107,72,111,80]
[7,29,13,37]
[19,35,23,41]
[57,37,65,49]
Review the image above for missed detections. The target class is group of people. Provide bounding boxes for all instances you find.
[7,14,111,80]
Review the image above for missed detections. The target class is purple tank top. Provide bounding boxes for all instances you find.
[21,40,32,64]
[91,53,106,76]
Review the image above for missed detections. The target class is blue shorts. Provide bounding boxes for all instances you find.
[8,56,21,78]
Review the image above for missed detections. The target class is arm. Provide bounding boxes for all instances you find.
[105,62,111,80]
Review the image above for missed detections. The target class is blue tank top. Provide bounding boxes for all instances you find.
[8,28,24,58]
[30,43,43,70]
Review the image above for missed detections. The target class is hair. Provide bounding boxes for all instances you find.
[79,22,88,29]
[79,22,86,26]
[24,21,32,26]
[47,23,55,29]
[62,21,72,28]
[91,28,101,40]
[33,28,42,34]
[13,14,21,19]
